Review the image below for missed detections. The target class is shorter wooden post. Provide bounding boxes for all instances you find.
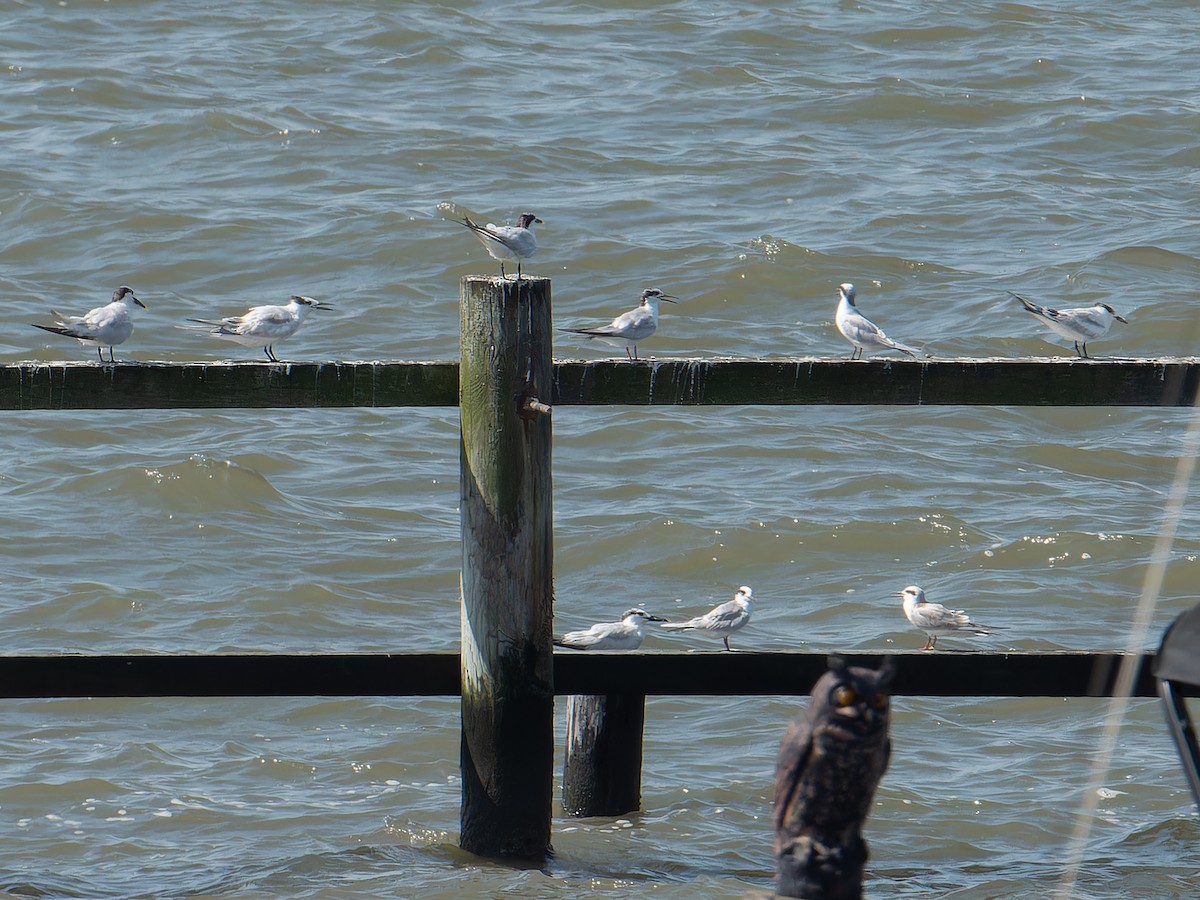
[562,693,646,817]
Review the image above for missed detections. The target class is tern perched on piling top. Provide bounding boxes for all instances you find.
[835,282,919,360]
[460,212,542,280]
[1009,291,1128,358]
[553,608,668,651]
[564,287,678,360]
[898,585,996,651]
[177,295,332,362]
[31,285,146,363]
[660,586,754,651]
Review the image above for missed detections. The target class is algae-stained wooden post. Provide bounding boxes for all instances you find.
[459,275,555,859]
[562,692,646,817]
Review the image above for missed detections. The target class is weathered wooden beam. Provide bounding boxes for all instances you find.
[553,650,1170,698]
[458,276,555,860]
[562,693,647,817]
[0,651,1185,699]
[2,359,1197,409]
[0,653,461,697]
[551,358,1200,407]
[0,360,459,409]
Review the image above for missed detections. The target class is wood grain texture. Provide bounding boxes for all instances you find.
[458,276,555,859]
[562,693,646,817]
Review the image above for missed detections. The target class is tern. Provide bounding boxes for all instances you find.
[660,586,754,651]
[898,585,995,651]
[30,285,146,363]
[564,288,678,360]
[1009,291,1128,358]
[178,295,332,362]
[553,608,668,651]
[460,212,542,280]
[835,282,918,360]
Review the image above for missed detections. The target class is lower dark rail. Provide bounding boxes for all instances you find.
[0,651,1181,699]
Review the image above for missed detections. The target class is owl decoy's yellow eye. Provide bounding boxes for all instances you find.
[833,685,858,707]
[872,693,889,710]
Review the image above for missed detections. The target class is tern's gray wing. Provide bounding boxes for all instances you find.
[567,306,654,340]
[184,315,252,336]
[32,323,89,339]
[697,599,745,630]
[488,225,536,256]
[554,620,640,650]
[555,624,602,649]
[841,312,881,343]
[80,306,114,328]
[240,306,299,331]
[461,217,535,258]
[842,312,886,345]
[1010,292,1047,316]
[911,602,993,634]
[1012,293,1087,343]
[908,602,956,629]
[1047,307,1111,339]
[564,324,620,337]
[877,333,917,355]
[845,313,916,355]
[1011,292,1099,336]
[50,309,85,326]
[37,301,133,342]
[605,306,656,340]
[461,217,513,256]
[663,599,741,631]
[185,316,242,329]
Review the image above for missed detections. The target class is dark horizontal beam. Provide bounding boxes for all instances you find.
[0,653,460,699]
[1,359,1197,409]
[0,651,1184,700]
[553,358,1200,407]
[0,361,459,410]
[554,650,1177,698]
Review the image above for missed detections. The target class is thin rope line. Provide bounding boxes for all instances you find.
[1057,393,1200,897]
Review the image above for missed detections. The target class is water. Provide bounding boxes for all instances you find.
[1,0,1199,895]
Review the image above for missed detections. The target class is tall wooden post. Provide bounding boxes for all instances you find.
[459,275,554,859]
[562,693,647,817]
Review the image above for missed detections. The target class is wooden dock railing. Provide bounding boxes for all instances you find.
[0,649,1183,700]
[3,275,1196,860]
[3,357,1198,410]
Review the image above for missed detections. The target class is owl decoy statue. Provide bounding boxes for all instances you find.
[774,655,895,899]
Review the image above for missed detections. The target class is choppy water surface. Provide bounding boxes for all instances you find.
[1,1,1198,896]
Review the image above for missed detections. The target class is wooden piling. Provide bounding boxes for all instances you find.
[562,693,647,817]
[458,275,555,859]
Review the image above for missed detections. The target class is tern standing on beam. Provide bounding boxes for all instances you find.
[660,586,754,651]
[553,608,668,651]
[898,585,996,651]
[178,295,332,362]
[1009,291,1128,358]
[460,212,542,281]
[30,285,146,363]
[835,282,919,360]
[564,288,677,360]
